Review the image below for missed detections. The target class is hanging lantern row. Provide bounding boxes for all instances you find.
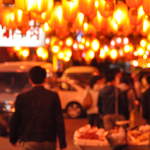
[0,0,150,37]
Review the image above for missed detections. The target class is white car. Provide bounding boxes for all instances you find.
[50,79,99,118]
[61,66,100,87]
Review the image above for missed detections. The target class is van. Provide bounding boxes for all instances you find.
[0,61,53,136]
[61,66,100,86]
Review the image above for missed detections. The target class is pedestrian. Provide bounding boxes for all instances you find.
[85,76,103,128]
[9,66,67,150]
[141,74,150,124]
[98,69,129,130]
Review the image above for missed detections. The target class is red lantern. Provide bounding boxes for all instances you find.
[129,8,142,25]
[143,0,150,15]
[99,0,116,17]
[79,0,96,19]
[125,0,142,8]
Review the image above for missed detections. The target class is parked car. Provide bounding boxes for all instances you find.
[61,66,100,87]
[0,61,53,136]
[49,79,99,119]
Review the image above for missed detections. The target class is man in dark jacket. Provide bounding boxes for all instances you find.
[141,75,150,124]
[9,66,67,150]
[98,70,129,130]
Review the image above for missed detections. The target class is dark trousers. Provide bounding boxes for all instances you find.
[21,141,56,150]
[87,114,103,128]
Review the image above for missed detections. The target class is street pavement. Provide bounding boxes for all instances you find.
[0,119,88,150]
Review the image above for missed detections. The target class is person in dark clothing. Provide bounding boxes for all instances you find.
[9,66,67,150]
[98,70,129,130]
[141,75,150,124]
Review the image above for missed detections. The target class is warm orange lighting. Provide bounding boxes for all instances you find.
[113,3,129,26]
[110,49,118,60]
[124,44,133,53]
[42,22,51,32]
[36,47,48,59]
[142,16,150,34]
[52,45,60,53]
[58,52,64,59]
[73,12,84,29]
[87,50,95,59]
[131,60,139,67]
[62,0,78,22]
[66,37,73,47]
[147,43,150,51]
[91,39,100,51]
[137,47,145,56]
[85,40,91,47]
[140,39,147,47]
[64,48,72,58]
[21,48,30,58]
[99,48,107,59]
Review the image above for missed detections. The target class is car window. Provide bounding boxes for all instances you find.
[60,82,76,91]
[0,72,31,93]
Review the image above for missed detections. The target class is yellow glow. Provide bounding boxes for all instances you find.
[79,44,84,50]
[113,5,128,26]
[37,47,48,59]
[46,0,54,12]
[147,63,150,68]
[132,60,139,67]
[87,50,95,59]
[123,37,129,45]
[81,38,86,44]
[116,37,122,44]
[83,22,89,32]
[124,44,133,53]
[66,37,73,47]
[143,16,150,33]
[137,47,145,56]
[43,22,51,32]
[85,40,90,47]
[108,18,118,32]
[91,39,100,51]
[99,48,107,59]
[76,12,84,27]
[58,52,64,59]
[14,47,21,51]
[59,41,63,46]
[110,40,116,46]
[110,49,118,60]
[73,43,78,49]
[16,9,23,23]
[140,39,147,47]
[21,49,29,58]
[52,45,60,53]
[10,13,15,21]
[64,57,71,62]
[95,0,99,8]
[138,6,145,19]
[147,43,150,51]
[27,0,35,11]
[143,54,148,59]
[64,48,72,57]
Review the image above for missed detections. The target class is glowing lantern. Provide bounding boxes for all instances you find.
[42,22,52,33]
[113,2,129,26]
[140,39,147,47]
[91,39,100,51]
[125,0,142,8]
[58,52,64,59]
[147,43,150,51]
[36,47,48,60]
[137,46,145,56]
[79,0,96,18]
[52,45,60,53]
[15,0,54,12]
[98,0,116,17]
[64,48,72,58]
[129,8,142,25]
[110,49,118,60]
[62,0,78,22]
[72,12,84,31]
[66,37,73,47]
[20,48,30,58]
[1,8,16,29]
[142,16,150,34]
[99,48,107,59]
[108,17,119,33]
[143,0,150,15]
[124,44,133,53]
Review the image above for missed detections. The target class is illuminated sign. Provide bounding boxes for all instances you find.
[0,22,45,47]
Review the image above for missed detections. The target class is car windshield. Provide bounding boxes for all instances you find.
[66,73,95,87]
[0,72,31,93]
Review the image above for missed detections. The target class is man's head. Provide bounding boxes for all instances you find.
[29,66,46,84]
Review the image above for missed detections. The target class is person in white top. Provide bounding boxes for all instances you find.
[85,76,104,128]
